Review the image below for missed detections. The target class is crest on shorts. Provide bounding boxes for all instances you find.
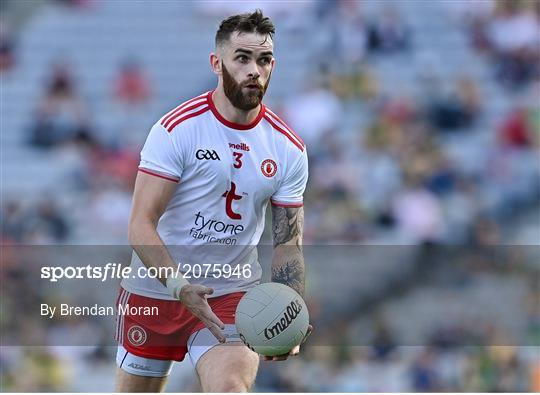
[261,159,277,178]
[127,325,147,346]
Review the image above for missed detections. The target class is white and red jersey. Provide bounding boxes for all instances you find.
[121,91,308,299]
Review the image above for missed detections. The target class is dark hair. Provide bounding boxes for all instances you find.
[215,9,275,48]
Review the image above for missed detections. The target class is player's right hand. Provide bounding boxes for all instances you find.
[262,324,313,361]
[179,284,226,343]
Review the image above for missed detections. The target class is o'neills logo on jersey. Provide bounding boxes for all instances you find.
[264,299,303,340]
[228,142,250,151]
[261,159,277,178]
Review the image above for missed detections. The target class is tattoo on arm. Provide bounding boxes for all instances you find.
[272,206,304,248]
[271,206,305,296]
[271,257,305,297]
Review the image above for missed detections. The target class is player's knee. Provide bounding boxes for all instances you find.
[207,377,250,393]
[202,366,255,393]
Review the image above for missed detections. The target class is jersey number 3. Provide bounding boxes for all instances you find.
[233,152,243,169]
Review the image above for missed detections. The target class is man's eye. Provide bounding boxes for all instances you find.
[237,55,248,63]
[259,58,271,65]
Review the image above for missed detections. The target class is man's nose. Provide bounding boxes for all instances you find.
[247,64,260,80]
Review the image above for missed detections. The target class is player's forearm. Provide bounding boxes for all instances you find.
[128,218,178,286]
[271,205,305,297]
[271,245,305,297]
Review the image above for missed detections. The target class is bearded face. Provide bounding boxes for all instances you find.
[222,61,271,111]
[215,32,274,111]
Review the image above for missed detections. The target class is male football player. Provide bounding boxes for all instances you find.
[115,10,309,392]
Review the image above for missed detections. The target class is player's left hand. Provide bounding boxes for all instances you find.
[262,324,313,361]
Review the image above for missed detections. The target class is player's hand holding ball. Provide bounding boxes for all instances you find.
[235,283,312,361]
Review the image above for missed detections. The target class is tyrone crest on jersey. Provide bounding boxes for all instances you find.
[127,325,147,346]
[261,159,277,178]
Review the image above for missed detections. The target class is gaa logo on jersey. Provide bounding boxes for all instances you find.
[196,149,220,161]
[127,325,147,346]
[261,159,277,178]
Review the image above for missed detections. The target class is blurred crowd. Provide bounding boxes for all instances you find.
[1,0,539,392]
[463,0,540,88]
[1,0,538,247]
[261,344,539,392]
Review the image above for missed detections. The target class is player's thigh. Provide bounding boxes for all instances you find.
[115,345,174,392]
[196,342,259,393]
[115,368,168,393]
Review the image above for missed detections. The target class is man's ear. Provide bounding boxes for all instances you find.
[270,58,276,71]
[210,53,221,76]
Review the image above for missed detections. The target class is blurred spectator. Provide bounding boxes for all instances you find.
[485,0,540,88]
[85,184,132,241]
[24,199,70,243]
[311,131,359,193]
[84,142,139,190]
[334,1,367,65]
[1,199,70,243]
[368,7,411,54]
[392,178,444,243]
[470,216,501,246]
[1,201,25,241]
[370,317,397,361]
[328,61,379,101]
[442,176,480,243]
[113,59,151,106]
[410,348,441,391]
[0,21,15,72]
[283,78,342,148]
[488,1,539,53]
[424,157,457,197]
[317,0,367,68]
[363,96,416,155]
[498,107,536,148]
[30,63,91,148]
[455,76,483,122]
[355,151,401,217]
[427,77,482,130]
[448,0,496,52]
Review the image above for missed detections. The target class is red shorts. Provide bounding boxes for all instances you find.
[115,287,244,362]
